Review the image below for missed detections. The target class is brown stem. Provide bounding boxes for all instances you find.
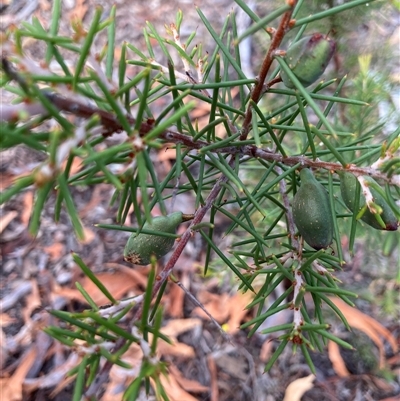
[276,165,299,251]
[1,90,393,183]
[240,1,297,140]
[84,171,230,398]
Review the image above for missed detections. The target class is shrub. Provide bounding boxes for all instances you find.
[1,0,398,399]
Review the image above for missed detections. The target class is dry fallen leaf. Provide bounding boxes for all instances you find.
[43,242,65,261]
[328,340,350,377]
[25,353,81,395]
[22,279,41,324]
[21,191,33,227]
[82,270,140,304]
[192,291,230,323]
[102,343,143,401]
[78,226,96,244]
[166,282,185,318]
[168,365,209,393]
[158,371,199,401]
[68,0,88,21]
[104,263,149,288]
[161,318,202,338]
[227,291,253,334]
[260,339,274,363]
[2,347,37,401]
[0,313,17,327]
[329,297,398,369]
[157,339,196,359]
[0,210,18,234]
[282,374,315,401]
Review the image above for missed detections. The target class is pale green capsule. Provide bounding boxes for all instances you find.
[293,169,334,250]
[124,212,191,265]
[338,171,398,231]
[281,33,336,89]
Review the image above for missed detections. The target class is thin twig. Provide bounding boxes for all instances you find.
[276,166,300,251]
[84,172,230,398]
[240,0,297,140]
[173,278,232,343]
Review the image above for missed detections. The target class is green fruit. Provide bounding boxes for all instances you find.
[281,33,336,89]
[124,212,186,265]
[338,171,398,231]
[293,169,334,250]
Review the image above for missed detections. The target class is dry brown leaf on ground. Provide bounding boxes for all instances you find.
[282,374,315,401]
[65,156,83,176]
[43,242,65,261]
[103,343,143,401]
[190,101,211,119]
[104,263,149,288]
[192,291,230,323]
[369,376,399,393]
[68,0,88,21]
[0,172,15,190]
[0,210,18,234]
[161,318,202,338]
[21,191,33,227]
[156,318,202,359]
[207,354,219,401]
[227,291,253,334]
[157,338,196,359]
[260,339,274,362]
[22,279,41,324]
[2,346,37,401]
[0,313,17,326]
[78,185,105,218]
[166,281,185,318]
[38,0,51,11]
[329,297,398,369]
[53,285,85,303]
[168,365,209,393]
[78,226,96,244]
[328,340,350,377]
[158,371,199,401]
[25,353,81,395]
[158,146,177,162]
[81,270,140,304]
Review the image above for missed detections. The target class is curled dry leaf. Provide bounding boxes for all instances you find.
[21,191,33,227]
[25,353,81,395]
[157,339,196,359]
[161,318,202,338]
[192,291,230,323]
[168,365,209,393]
[329,297,398,369]
[2,347,37,401]
[328,340,350,377]
[227,291,253,334]
[81,270,141,304]
[158,371,199,401]
[0,210,18,234]
[0,313,17,327]
[282,374,315,401]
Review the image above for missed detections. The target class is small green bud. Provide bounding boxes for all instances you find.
[292,169,334,250]
[124,212,191,265]
[338,172,398,231]
[281,33,336,89]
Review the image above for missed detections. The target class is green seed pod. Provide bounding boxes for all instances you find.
[293,168,334,250]
[281,33,336,89]
[338,171,398,231]
[124,212,188,265]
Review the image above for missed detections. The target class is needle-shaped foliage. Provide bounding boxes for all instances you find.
[0,0,398,399]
